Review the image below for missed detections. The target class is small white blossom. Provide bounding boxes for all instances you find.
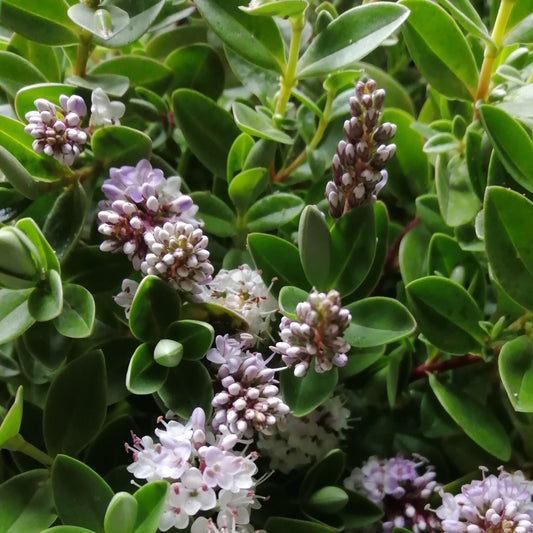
[114,278,139,318]
[90,87,125,127]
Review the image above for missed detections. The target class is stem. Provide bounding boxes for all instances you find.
[410,354,483,381]
[273,90,335,183]
[74,30,93,78]
[6,434,53,467]
[383,216,420,272]
[274,14,305,118]
[474,0,516,106]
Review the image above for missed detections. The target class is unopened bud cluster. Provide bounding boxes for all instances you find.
[24,94,88,166]
[272,289,351,377]
[345,455,441,533]
[325,79,396,218]
[208,335,289,439]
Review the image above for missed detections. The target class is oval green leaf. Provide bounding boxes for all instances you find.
[190,192,237,237]
[53,283,95,339]
[233,102,293,144]
[245,193,304,233]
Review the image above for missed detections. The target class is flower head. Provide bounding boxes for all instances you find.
[325,78,396,218]
[436,467,533,533]
[24,94,87,166]
[345,454,441,533]
[271,289,351,377]
[90,88,125,127]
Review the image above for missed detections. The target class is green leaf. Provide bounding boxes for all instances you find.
[399,224,431,284]
[133,481,168,533]
[280,365,338,417]
[165,320,215,361]
[43,527,96,533]
[0,0,79,46]
[479,105,533,193]
[0,385,23,448]
[53,284,95,338]
[240,0,308,17]
[504,13,533,46]
[190,192,237,237]
[0,51,47,99]
[345,297,416,348]
[93,0,165,48]
[66,74,129,97]
[278,285,309,320]
[484,186,533,311]
[126,343,168,395]
[90,56,172,93]
[248,233,310,297]
[14,83,78,122]
[194,0,285,74]
[298,205,331,290]
[436,154,481,227]
[342,490,384,529]
[406,276,484,354]
[328,205,376,296]
[105,493,137,533]
[158,361,213,418]
[27,268,63,322]
[153,339,183,368]
[173,89,240,178]
[499,336,533,412]
[0,288,34,343]
[323,70,362,95]
[43,350,107,456]
[265,517,336,533]
[296,3,410,78]
[233,102,293,144]
[245,193,304,233]
[16,217,60,273]
[228,167,268,211]
[52,455,113,533]
[429,374,511,460]
[306,486,348,515]
[67,4,129,40]
[300,448,345,498]
[146,26,208,60]
[424,132,459,154]
[128,276,181,343]
[0,469,56,533]
[8,34,61,83]
[43,181,88,262]
[400,0,478,101]
[380,108,429,201]
[436,0,492,43]
[91,126,152,168]
[227,133,255,182]
[165,44,225,101]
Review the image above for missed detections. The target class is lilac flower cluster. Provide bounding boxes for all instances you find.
[126,408,260,532]
[258,395,350,473]
[272,289,351,377]
[345,454,441,533]
[208,335,289,439]
[436,467,533,533]
[203,265,277,337]
[24,94,88,166]
[325,78,396,218]
[98,159,212,298]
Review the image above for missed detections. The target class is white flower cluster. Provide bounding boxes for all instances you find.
[257,395,350,474]
[126,408,260,532]
[204,265,277,337]
[208,335,289,439]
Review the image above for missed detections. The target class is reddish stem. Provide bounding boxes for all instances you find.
[384,216,420,272]
[410,354,483,381]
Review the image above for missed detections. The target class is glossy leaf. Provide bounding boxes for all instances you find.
[8,34,61,83]
[0,385,23,448]
[165,320,215,361]
[126,343,168,395]
[429,374,511,460]
[0,288,34,343]
[153,339,183,368]
[436,0,491,43]
[328,204,376,296]
[165,44,225,101]
[278,286,309,320]
[16,217,60,273]
[190,192,237,237]
[14,83,78,122]
[158,361,213,418]
[233,102,293,144]
[27,268,63,322]
[248,233,310,297]
[52,455,113,533]
[265,517,336,533]
[67,4,129,40]
[133,481,168,533]
[227,133,255,182]
[194,0,285,74]
[173,89,240,178]
[504,13,533,46]
[399,224,431,284]
[245,193,304,233]
[91,126,152,168]
[342,489,384,528]
[43,350,107,456]
[0,51,47,99]
[0,469,56,533]
[240,0,307,17]
[499,336,533,412]
[306,486,348,514]
[300,448,345,498]
[296,3,410,78]
[345,298,416,348]
[298,205,331,290]
[128,276,181,343]
[228,167,268,211]
[479,105,533,193]
[400,0,478,100]
[104,492,137,533]
[280,365,338,417]
[53,284,95,338]
[484,186,533,310]
[406,276,483,354]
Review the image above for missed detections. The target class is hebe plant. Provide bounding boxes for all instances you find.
[2,0,533,532]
